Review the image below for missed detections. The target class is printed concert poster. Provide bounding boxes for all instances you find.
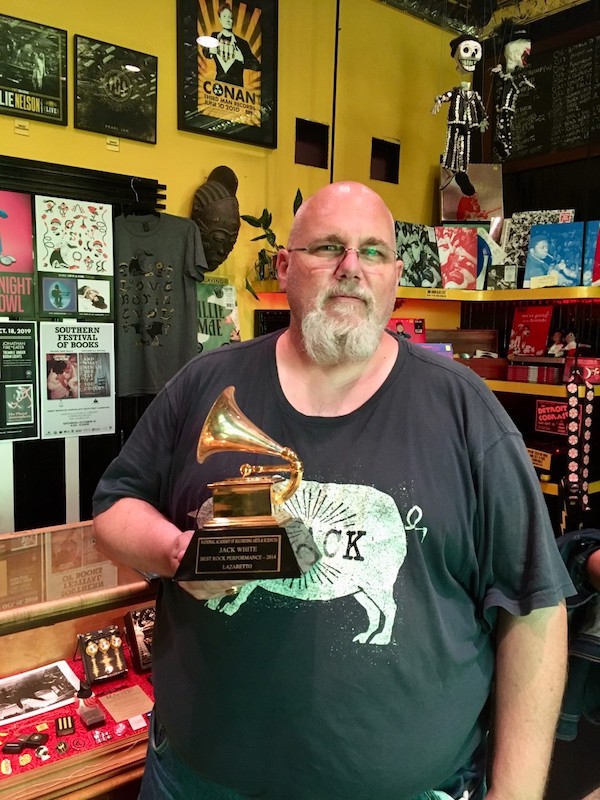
[0,532,43,611]
[0,321,38,442]
[40,321,115,440]
[43,524,119,602]
[0,14,67,126]
[177,0,278,147]
[34,195,114,276]
[0,190,35,317]
[74,36,158,144]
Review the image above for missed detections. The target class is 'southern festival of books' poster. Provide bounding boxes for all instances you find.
[40,321,115,439]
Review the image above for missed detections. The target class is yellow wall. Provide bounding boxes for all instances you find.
[0,0,457,336]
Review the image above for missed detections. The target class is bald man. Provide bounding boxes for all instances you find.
[93,182,572,800]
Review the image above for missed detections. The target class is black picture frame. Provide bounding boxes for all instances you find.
[74,35,158,144]
[177,0,277,148]
[0,14,67,126]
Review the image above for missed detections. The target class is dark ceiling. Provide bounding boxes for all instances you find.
[376,0,590,36]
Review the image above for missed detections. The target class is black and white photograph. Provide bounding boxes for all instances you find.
[395,221,442,288]
[75,35,157,144]
[0,661,79,725]
[0,14,67,125]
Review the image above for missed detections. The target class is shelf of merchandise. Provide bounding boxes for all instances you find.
[253,284,600,303]
[540,480,600,497]
[487,380,600,397]
[252,280,600,303]
[396,287,600,302]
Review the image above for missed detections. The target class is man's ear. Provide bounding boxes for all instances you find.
[396,258,403,284]
[276,248,290,290]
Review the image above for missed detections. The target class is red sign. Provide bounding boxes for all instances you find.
[535,399,569,436]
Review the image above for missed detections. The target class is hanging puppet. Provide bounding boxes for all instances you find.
[491,24,533,160]
[432,34,488,196]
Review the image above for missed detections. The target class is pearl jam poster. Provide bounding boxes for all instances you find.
[177,0,277,147]
[74,36,158,144]
[0,321,38,442]
[40,321,115,440]
[0,14,67,126]
[0,190,35,318]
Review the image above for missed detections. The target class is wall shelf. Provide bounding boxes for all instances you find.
[255,283,600,303]
[397,287,600,302]
[540,480,600,497]
[486,380,600,397]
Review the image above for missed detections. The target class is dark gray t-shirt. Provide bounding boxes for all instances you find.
[93,333,574,798]
[114,213,206,396]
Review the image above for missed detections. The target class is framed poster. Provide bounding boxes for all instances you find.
[74,35,158,144]
[40,321,115,439]
[177,0,277,148]
[0,190,35,317]
[0,14,67,125]
[0,321,38,442]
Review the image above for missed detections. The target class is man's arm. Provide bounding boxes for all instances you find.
[93,498,188,578]
[487,602,568,800]
[93,498,246,600]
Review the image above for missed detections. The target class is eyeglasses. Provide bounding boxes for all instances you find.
[287,241,397,266]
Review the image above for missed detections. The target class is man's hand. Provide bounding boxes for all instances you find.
[178,579,251,601]
[171,529,251,600]
[169,529,194,575]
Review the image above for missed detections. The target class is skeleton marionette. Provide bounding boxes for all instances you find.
[432,34,488,196]
[491,26,533,160]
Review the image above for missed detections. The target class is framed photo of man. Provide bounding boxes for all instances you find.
[177,0,277,148]
[74,36,158,144]
[0,14,67,126]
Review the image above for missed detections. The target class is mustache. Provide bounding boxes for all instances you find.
[320,280,374,308]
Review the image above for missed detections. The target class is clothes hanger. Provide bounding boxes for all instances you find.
[122,177,160,217]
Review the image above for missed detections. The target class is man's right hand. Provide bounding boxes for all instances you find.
[177,580,251,601]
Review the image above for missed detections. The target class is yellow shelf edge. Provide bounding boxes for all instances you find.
[397,287,600,302]
[487,381,600,397]
[541,480,600,496]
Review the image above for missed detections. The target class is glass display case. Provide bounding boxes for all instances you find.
[0,521,157,800]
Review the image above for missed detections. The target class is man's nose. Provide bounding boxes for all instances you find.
[335,247,362,277]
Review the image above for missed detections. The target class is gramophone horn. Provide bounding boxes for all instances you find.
[197,386,303,504]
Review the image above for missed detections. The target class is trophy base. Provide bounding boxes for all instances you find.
[174,518,302,581]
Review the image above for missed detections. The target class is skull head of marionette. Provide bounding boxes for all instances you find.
[450,34,482,74]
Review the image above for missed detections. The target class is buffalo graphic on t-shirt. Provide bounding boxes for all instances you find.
[205,481,408,646]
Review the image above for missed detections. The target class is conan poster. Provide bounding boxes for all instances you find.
[177,0,277,147]
[0,190,35,317]
[0,14,67,125]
